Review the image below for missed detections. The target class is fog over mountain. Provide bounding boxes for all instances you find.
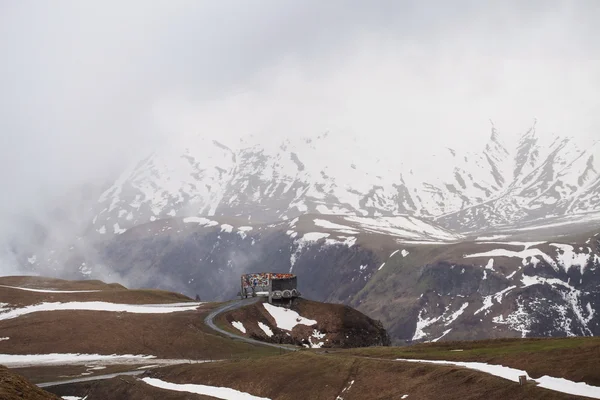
[1,1,600,277]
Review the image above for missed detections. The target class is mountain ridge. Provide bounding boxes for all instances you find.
[91,124,600,237]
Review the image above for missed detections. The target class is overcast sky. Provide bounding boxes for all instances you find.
[1,0,599,216]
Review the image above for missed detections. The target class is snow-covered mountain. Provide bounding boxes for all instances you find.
[92,123,600,236]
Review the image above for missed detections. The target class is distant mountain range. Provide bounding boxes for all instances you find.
[92,123,599,238]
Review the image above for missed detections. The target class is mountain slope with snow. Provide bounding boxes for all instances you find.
[90,125,600,236]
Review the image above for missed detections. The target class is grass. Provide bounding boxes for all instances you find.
[106,352,583,400]
[0,366,61,400]
[343,337,600,385]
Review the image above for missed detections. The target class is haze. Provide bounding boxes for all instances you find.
[1,1,599,251]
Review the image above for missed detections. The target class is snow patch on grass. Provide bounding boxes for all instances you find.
[396,359,600,399]
[231,321,246,333]
[0,285,100,294]
[142,377,272,400]
[257,322,273,337]
[0,302,201,321]
[0,353,156,367]
[263,303,316,331]
[335,379,355,400]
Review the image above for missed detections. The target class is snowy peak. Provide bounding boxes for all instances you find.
[483,122,511,188]
[94,138,236,235]
[92,125,600,235]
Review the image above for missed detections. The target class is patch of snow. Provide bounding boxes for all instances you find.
[27,255,37,264]
[401,249,410,257]
[476,241,546,249]
[0,302,201,321]
[335,379,355,400]
[484,258,495,271]
[231,321,246,333]
[474,296,494,316]
[183,217,218,227]
[344,216,460,241]
[0,337,8,341]
[220,224,234,233]
[378,262,386,271]
[302,232,330,241]
[550,243,592,274]
[313,219,358,234]
[332,236,357,247]
[396,359,600,399]
[465,249,558,271]
[113,223,126,234]
[0,353,156,367]
[141,377,272,400]
[290,232,333,272]
[475,234,511,241]
[389,250,400,258]
[492,297,531,337]
[520,274,594,335]
[444,303,469,326]
[431,328,452,342]
[263,303,316,331]
[286,217,299,228]
[412,309,442,341]
[258,322,273,337]
[0,285,100,294]
[309,329,326,348]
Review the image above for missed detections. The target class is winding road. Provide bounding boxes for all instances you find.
[204,297,298,352]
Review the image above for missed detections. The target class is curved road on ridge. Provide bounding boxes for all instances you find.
[204,297,298,352]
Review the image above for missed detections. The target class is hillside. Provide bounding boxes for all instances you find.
[49,352,596,400]
[216,298,390,348]
[0,366,60,400]
[346,337,600,387]
[1,276,599,399]
[0,276,278,375]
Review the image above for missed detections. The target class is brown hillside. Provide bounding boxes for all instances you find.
[0,276,126,291]
[345,337,600,387]
[0,365,60,400]
[0,306,278,362]
[137,353,584,400]
[217,298,390,348]
[47,375,216,400]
